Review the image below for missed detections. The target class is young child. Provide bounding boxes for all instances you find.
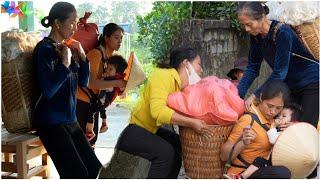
[267,103,302,144]
[233,103,302,179]
[226,57,248,86]
[86,55,128,139]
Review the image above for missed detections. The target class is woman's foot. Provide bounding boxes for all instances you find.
[99,121,108,133]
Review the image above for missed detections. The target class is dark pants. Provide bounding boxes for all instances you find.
[76,99,99,145]
[248,165,291,179]
[251,157,271,168]
[116,124,182,178]
[292,83,319,127]
[36,122,102,178]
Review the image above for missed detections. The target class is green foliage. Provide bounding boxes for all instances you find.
[130,33,154,64]
[142,62,155,77]
[136,2,192,63]
[192,1,244,35]
[137,2,246,63]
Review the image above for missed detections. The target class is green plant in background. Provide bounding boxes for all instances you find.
[137,2,246,64]
[192,1,244,35]
[136,1,192,63]
[130,33,154,64]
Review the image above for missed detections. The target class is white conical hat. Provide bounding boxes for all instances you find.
[271,122,319,178]
[124,52,146,92]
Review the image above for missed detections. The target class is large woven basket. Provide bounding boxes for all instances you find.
[1,31,40,133]
[179,125,233,179]
[294,17,320,60]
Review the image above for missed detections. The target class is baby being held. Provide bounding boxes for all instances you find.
[267,103,302,144]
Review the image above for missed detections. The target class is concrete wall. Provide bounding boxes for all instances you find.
[173,19,271,97]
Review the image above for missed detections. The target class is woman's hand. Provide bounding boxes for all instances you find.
[70,40,86,61]
[60,45,72,68]
[191,119,212,136]
[271,118,281,129]
[242,125,256,145]
[244,94,256,112]
[171,113,212,137]
[275,118,282,127]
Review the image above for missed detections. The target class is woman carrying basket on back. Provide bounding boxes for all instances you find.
[32,2,102,178]
[236,2,319,132]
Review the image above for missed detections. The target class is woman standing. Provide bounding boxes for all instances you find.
[221,80,291,178]
[236,2,319,128]
[76,23,126,146]
[116,46,211,178]
[33,2,101,178]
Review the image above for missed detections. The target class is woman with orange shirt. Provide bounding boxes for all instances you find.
[76,23,126,146]
[220,80,291,179]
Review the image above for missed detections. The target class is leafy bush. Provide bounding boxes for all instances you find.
[137,2,245,63]
[136,2,192,63]
[192,1,243,34]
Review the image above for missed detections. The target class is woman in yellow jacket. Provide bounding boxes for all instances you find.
[116,46,211,178]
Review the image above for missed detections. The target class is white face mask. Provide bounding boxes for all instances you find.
[185,62,201,85]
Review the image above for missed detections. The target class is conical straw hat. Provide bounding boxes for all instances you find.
[124,52,146,92]
[271,122,319,178]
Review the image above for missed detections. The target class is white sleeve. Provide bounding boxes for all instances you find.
[267,128,280,144]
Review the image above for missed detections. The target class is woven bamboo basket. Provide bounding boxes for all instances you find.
[1,31,40,133]
[294,17,320,60]
[179,125,233,179]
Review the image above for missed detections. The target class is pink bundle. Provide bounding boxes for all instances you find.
[167,76,245,125]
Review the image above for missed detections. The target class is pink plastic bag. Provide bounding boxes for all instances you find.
[167,76,244,125]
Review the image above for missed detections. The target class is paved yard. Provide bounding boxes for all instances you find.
[30,103,318,179]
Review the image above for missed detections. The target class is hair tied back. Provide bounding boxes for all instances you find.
[41,16,51,28]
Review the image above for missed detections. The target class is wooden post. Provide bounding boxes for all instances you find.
[16,142,28,178]
[18,1,34,32]
[4,153,13,162]
[41,153,50,178]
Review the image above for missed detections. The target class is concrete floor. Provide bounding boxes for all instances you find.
[25,104,319,179]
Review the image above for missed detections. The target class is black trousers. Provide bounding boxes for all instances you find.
[116,124,182,178]
[36,122,102,178]
[76,99,99,145]
[248,165,291,179]
[251,157,271,168]
[292,83,319,127]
